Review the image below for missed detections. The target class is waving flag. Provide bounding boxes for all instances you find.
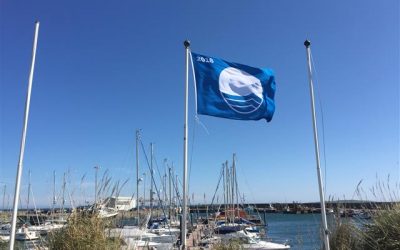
[191,52,276,122]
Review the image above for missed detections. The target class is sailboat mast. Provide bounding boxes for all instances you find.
[163,159,167,205]
[226,162,229,216]
[227,162,231,220]
[224,161,228,222]
[61,172,66,218]
[143,173,146,210]
[136,129,140,225]
[2,185,6,211]
[27,169,31,223]
[94,166,99,207]
[304,40,330,250]
[234,155,239,217]
[52,171,56,213]
[228,161,232,221]
[175,173,178,213]
[9,21,40,250]
[222,163,226,222]
[231,157,235,221]
[168,165,172,219]
[232,154,238,218]
[150,143,154,215]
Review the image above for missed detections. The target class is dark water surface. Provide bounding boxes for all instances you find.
[12,213,334,250]
[264,213,332,250]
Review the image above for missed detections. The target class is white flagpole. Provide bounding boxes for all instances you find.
[9,21,40,250]
[181,39,190,249]
[304,40,330,250]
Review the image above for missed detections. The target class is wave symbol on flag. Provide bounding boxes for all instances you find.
[219,67,264,114]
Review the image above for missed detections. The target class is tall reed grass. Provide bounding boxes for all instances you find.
[47,211,121,250]
[48,170,127,250]
[330,177,400,250]
[213,239,243,250]
[362,203,400,250]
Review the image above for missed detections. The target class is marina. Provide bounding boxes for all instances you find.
[0,202,384,249]
[1,1,398,250]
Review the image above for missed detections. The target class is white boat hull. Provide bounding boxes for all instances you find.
[0,235,10,242]
[107,226,158,238]
[15,229,40,241]
[243,240,290,250]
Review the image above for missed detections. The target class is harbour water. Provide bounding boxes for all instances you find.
[125,212,331,249]
[265,213,332,250]
[188,211,333,250]
[110,211,332,250]
[9,212,336,250]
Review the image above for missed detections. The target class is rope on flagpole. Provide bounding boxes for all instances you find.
[189,50,210,135]
[310,51,328,198]
[194,115,209,135]
[189,50,198,115]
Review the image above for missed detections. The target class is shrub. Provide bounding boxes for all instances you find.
[329,220,362,250]
[47,212,120,250]
[330,177,400,250]
[362,203,400,250]
[213,239,243,250]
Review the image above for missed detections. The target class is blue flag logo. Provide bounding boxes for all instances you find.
[191,52,276,122]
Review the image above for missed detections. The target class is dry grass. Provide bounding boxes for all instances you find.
[362,203,400,250]
[329,219,362,250]
[47,211,121,250]
[47,170,129,250]
[212,239,243,250]
[330,178,400,250]
[0,241,7,249]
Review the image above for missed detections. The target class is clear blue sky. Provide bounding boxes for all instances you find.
[1,0,399,208]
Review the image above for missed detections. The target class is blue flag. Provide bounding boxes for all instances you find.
[191,52,276,122]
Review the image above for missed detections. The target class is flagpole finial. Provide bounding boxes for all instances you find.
[184,40,190,48]
[304,40,311,48]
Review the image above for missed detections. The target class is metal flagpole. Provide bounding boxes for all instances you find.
[304,40,330,250]
[9,21,40,250]
[181,39,190,249]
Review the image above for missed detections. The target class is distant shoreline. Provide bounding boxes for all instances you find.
[1,200,398,213]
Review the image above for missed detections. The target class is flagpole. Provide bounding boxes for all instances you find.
[304,40,330,250]
[9,21,40,250]
[181,39,190,249]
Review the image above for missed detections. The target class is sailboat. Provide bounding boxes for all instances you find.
[97,205,119,219]
[14,170,41,241]
[210,154,290,250]
[107,213,172,249]
[15,225,39,241]
[41,172,68,231]
[0,223,11,242]
[106,135,177,249]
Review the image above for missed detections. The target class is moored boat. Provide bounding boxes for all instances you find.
[15,226,40,241]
